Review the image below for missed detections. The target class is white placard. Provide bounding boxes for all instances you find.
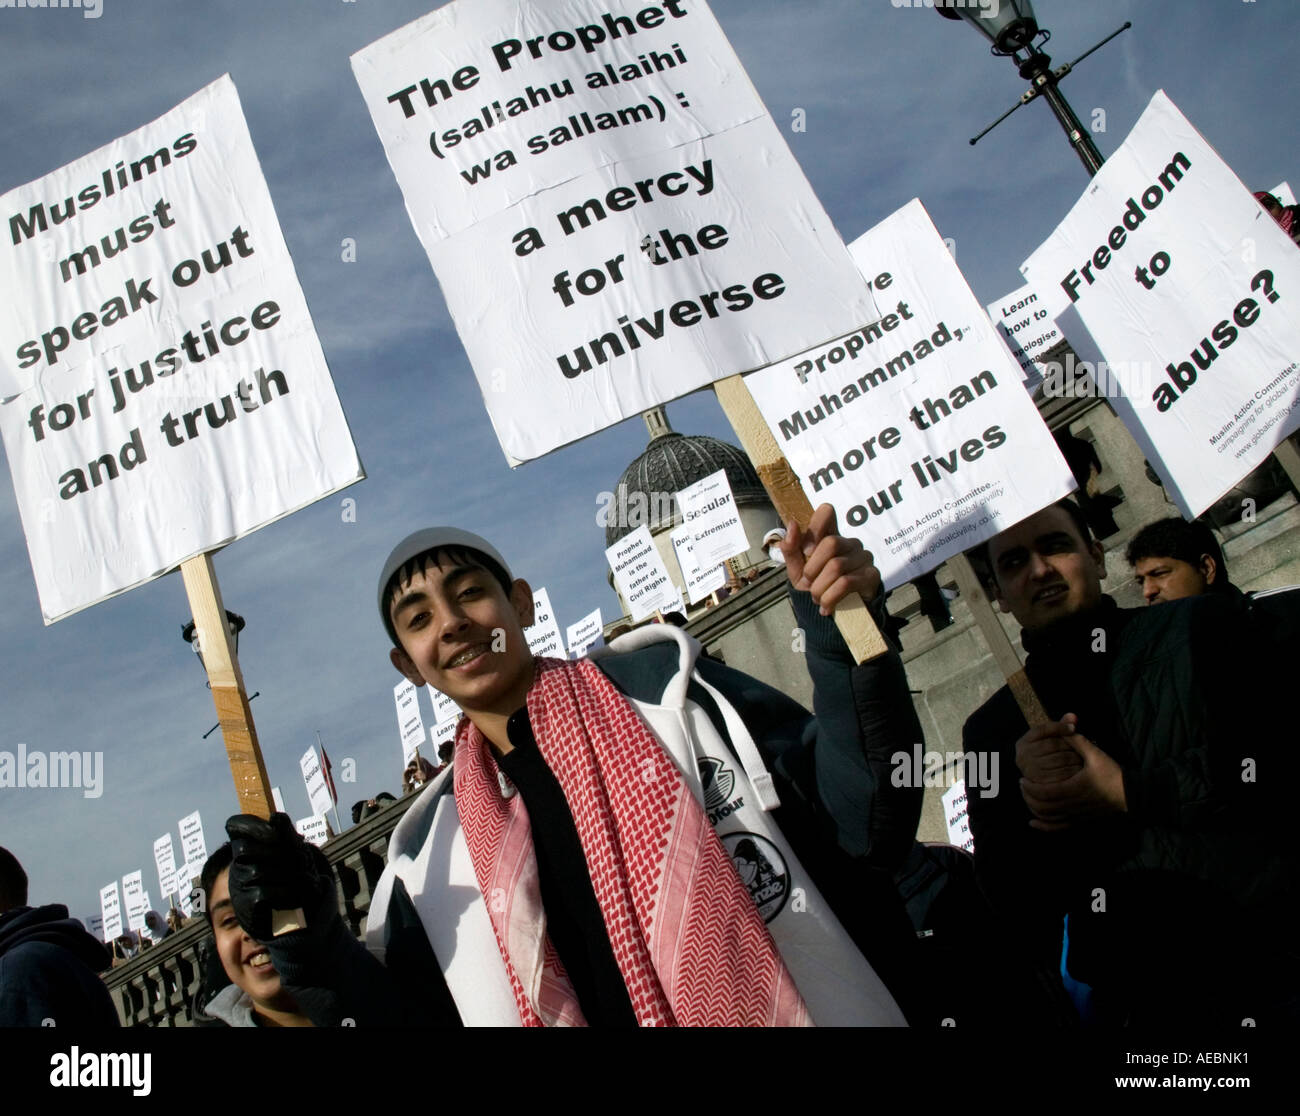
[0,76,363,623]
[676,468,749,569]
[746,199,1075,588]
[121,870,147,933]
[941,779,974,855]
[85,913,104,940]
[99,882,123,943]
[152,834,178,902]
[426,684,461,726]
[394,678,426,765]
[430,716,459,753]
[524,586,565,657]
[299,745,333,819]
[986,283,1061,381]
[670,518,728,605]
[566,606,604,657]
[178,810,207,882]
[605,524,677,621]
[271,785,286,814]
[295,814,329,848]
[1021,92,1300,518]
[351,0,877,464]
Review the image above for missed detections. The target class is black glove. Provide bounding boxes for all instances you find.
[225,813,335,943]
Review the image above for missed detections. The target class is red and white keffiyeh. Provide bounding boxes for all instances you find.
[453,656,810,1027]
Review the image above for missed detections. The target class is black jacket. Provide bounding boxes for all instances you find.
[0,905,119,1027]
[963,594,1296,1024]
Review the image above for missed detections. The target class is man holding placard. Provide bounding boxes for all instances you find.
[962,500,1294,1025]
[369,514,928,1025]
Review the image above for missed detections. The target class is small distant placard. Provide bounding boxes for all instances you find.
[605,524,677,621]
[566,607,604,658]
[394,678,426,765]
[99,882,123,943]
[271,786,286,814]
[676,468,749,569]
[426,684,461,726]
[152,834,178,902]
[295,814,329,847]
[121,870,147,933]
[524,586,565,658]
[670,522,726,604]
[942,779,974,854]
[178,810,207,885]
[299,745,333,819]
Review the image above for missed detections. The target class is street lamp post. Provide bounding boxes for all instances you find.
[937,0,1131,178]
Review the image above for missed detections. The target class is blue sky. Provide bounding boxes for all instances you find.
[0,0,1295,926]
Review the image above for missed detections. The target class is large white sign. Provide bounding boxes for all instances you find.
[605,524,676,620]
[99,882,123,943]
[295,814,330,848]
[0,76,363,623]
[669,522,725,604]
[566,606,604,657]
[745,199,1075,588]
[152,833,178,902]
[524,586,566,658]
[986,283,1060,381]
[300,745,334,819]
[676,467,748,569]
[121,870,147,933]
[1022,91,1300,518]
[178,810,207,882]
[351,0,877,464]
[394,678,426,765]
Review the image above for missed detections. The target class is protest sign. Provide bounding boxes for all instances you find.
[99,882,122,943]
[605,524,676,620]
[941,779,974,855]
[121,870,147,933]
[178,810,207,882]
[295,815,329,848]
[524,586,565,657]
[0,75,363,622]
[675,467,748,569]
[394,678,426,765]
[299,745,333,819]
[745,199,1075,589]
[670,522,725,604]
[986,283,1061,382]
[566,606,604,657]
[351,0,877,464]
[1021,91,1300,518]
[152,834,178,902]
[426,684,461,726]
[271,786,286,814]
[431,716,458,753]
[85,913,104,941]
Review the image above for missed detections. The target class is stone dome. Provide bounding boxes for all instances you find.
[604,421,771,547]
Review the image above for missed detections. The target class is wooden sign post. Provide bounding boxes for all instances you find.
[180,552,274,818]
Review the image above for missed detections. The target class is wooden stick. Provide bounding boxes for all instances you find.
[180,553,274,817]
[948,553,1049,728]
[713,374,889,663]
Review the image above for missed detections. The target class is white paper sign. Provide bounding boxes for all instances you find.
[426,684,461,726]
[674,469,747,570]
[524,586,565,657]
[152,834,178,902]
[430,716,459,753]
[746,199,1075,588]
[394,678,426,765]
[351,0,877,464]
[566,606,604,657]
[85,913,104,940]
[0,76,363,623]
[1021,92,1300,518]
[295,814,330,847]
[122,870,147,933]
[986,283,1061,381]
[99,882,123,943]
[271,785,286,814]
[605,524,677,621]
[178,810,207,882]
[300,745,333,819]
[942,779,975,855]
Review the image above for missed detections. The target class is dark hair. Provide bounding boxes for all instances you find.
[1125,517,1230,591]
[199,842,234,923]
[383,545,513,644]
[970,498,1094,588]
[0,846,28,911]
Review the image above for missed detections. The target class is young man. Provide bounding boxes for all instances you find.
[367,508,925,1026]
[1124,516,1231,604]
[963,500,1296,1025]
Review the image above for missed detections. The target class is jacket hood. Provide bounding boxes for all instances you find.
[586,624,701,709]
[193,983,257,1027]
[0,904,112,973]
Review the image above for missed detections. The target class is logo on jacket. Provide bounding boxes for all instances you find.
[697,756,736,812]
[722,832,789,922]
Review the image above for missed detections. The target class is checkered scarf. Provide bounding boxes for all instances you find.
[453,656,810,1027]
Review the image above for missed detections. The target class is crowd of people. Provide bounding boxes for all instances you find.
[1,493,1296,1028]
